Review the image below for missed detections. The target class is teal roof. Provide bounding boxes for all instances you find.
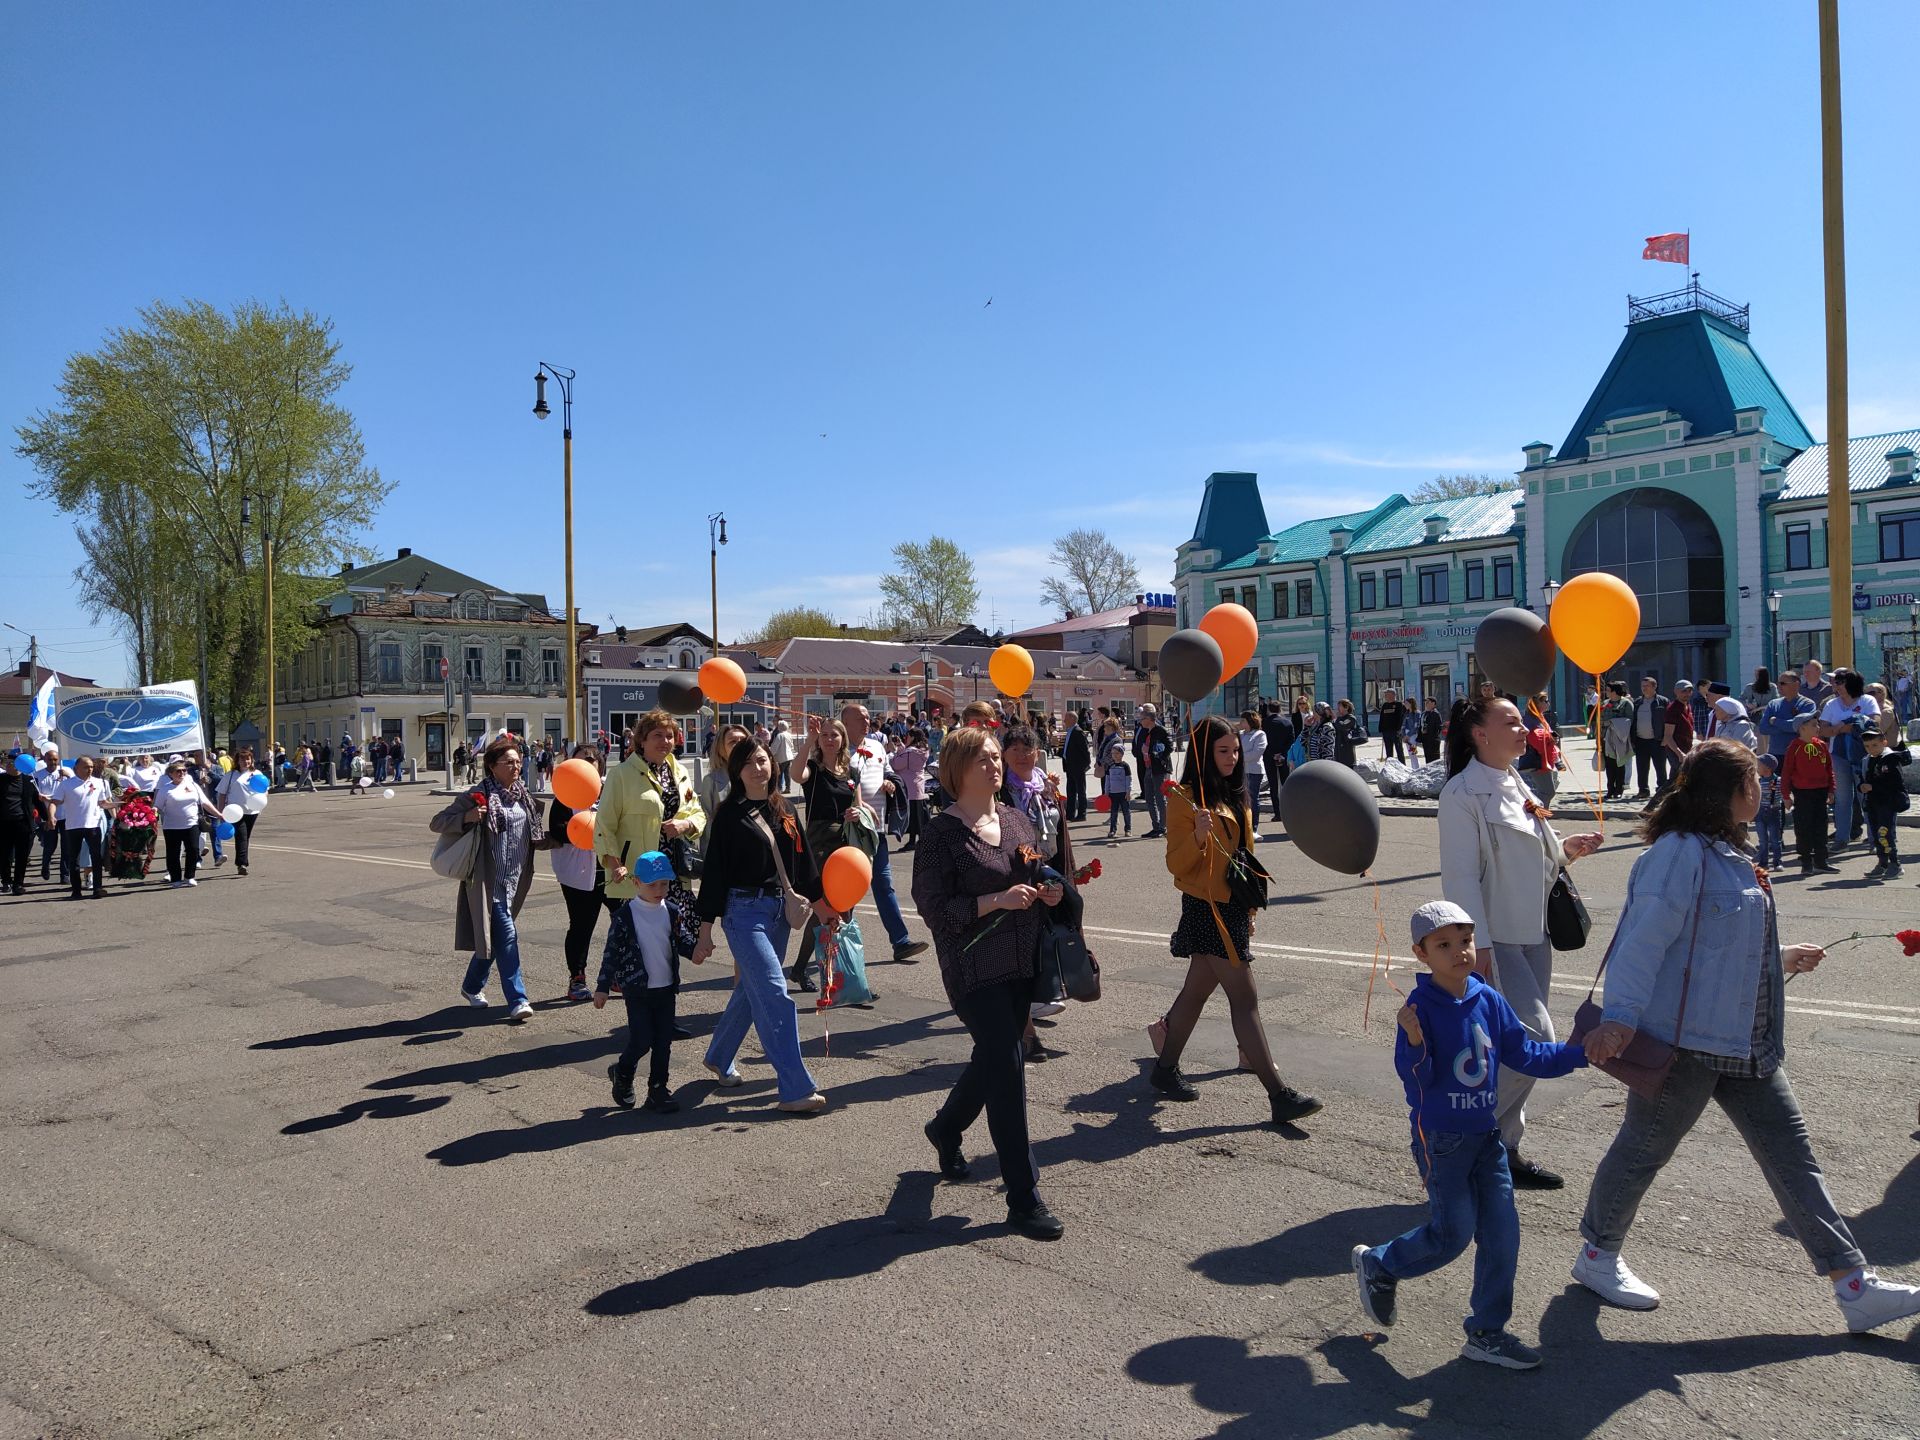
[1558,307,1815,458]
[1219,496,1403,570]
[1777,429,1920,501]
[1347,489,1524,555]
[1189,472,1270,561]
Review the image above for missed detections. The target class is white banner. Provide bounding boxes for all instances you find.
[53,680,205,756]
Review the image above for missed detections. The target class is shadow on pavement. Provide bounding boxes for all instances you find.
[282,1093,451,1135]
[1130,1290,1917,1439]
[249,1006,483,1050]
[1038,1069,1284,1170]
[585,1171,984,1315]
[1189,1202,1431,1289]
[1776,1151,1920,1267]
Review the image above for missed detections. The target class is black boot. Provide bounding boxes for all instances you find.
[608,1063,637,1110]
[1149,1063,1197,1101]
[642,1084,680,1114]
[1270,1084,1324,1126]
[789,963,816,993]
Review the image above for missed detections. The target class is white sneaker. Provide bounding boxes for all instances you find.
[703,1060,744,1088]
[461,989,489,1008]
[507,1000,534,1022]
[185,878,198,887]
[776,1092,828,1114]
[1836,1270,1920,1333]
[1030,1000,1067,1019]
[1572,1243,1660,1310]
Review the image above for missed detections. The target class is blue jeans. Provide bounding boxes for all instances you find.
[1833,759,1863,844]
[463,888,529,1005]
[1369,1129,1517,1335]
[870,832,911,950]
[1105,792,1132,835]
[706,893,818,1102]
[1755,806,1785,869]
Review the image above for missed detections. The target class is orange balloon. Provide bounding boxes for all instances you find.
[566,808,596,850]
[821,846,873,913]
[1550,573,1642,675]
[552,757,601,811]
[988,643,1034,698]
[699,656,747,704]
[1199,602,1258,678]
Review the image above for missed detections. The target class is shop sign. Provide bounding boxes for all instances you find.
[1074,686,1098,696]
[1140,592,1176,609]
[1433,623,1479,639]
[1353,624,1425,642]
[1871,592,1919,608]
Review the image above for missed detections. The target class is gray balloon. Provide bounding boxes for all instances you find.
[658,674,704,715]
[1473,607,1556,698]
[1158,628,1225,703]
[1279,760,1380,875]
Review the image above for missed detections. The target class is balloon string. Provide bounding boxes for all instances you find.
[1188,716,1244,968]
[1359,869,1402,1030]
[1590,672,1606,827]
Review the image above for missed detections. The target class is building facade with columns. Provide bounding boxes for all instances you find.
[1177,282,1920,718]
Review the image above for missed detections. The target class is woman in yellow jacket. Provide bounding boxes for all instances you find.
[1150,713,1323,1128]
[594,709,707,961]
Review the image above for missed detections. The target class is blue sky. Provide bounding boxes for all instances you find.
[5,2,1918,686]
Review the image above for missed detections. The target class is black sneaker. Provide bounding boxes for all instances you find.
[1508,1150,1564,1190]
[1271,1086,1324,1125]
[1351,1245,1397,1327]
[1866,863,1889,879]
[892,941,929,963]
[1007,1202,1066,1241]
[642,1085,680,1114]
[1149,1064,1198,1101]
[924,1118,971,1180]
[1461,1329,1541,1370]
[608,1064,637,1110]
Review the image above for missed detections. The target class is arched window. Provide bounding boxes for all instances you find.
[678,651,695,669]
[1563,489,1724,629]
[460,592,487,620]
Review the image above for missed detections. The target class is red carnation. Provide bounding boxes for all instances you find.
[469,790,487,807]
[1900,930,1920,957]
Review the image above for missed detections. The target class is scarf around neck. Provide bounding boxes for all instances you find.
[480,774,545,843]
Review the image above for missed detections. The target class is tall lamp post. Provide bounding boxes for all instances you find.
[968,662,981,702]
[1766,590,1782,677]
[1356,639,1369,717]
[920,643,933,718]
[1539,577,1561,712]
[1908,598,1919,725]
[532,364,579,745]
[707,512,728,741]
[240,493,274,752]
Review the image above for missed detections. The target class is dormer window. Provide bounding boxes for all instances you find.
[459,592,487,620]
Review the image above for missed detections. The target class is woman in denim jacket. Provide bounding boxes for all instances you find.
[1574,739,1920,1333]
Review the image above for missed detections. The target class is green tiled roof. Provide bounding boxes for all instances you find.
[1558,308,1814,458]
[1347,489,1523,555]
[1219,496,1403,570]
[332,553,552,614]
[1777,429,1920,501]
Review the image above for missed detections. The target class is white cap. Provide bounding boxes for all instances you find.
[1713,695,1746,718]
[1410,899,1475,945]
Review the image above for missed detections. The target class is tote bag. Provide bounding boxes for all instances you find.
[820,913,874,1008]
[430,824,481,881]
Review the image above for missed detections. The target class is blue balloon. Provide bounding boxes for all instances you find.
[214,821,236,840]
[12,754,37,775]
[247,772,270,794]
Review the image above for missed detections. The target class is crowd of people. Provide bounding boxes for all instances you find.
[411,690,1920,1361]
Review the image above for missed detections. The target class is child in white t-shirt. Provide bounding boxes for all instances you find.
[592,849,692,1112]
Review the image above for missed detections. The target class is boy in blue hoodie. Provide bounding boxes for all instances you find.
[1350,900,1588,1370]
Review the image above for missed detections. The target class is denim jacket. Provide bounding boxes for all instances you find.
[1600,832,1772,1059]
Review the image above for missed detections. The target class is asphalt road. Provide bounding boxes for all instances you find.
[2,779,1916,1439]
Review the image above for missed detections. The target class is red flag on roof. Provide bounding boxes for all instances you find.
[1642,232,1690,264]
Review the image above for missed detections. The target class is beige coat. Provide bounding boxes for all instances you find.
[430,791,539,960]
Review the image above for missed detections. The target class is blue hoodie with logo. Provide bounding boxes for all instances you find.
[1396,972,1587,1139]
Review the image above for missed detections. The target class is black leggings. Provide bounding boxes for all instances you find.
[1160,950,1286,1099]
[232,812,258,870]
[0,820,32,890]
[163,826,200,883]
[932,977,1039,1211]
[561,881,619,980]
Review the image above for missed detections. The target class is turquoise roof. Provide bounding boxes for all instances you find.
[1558,308,1815,458]
[1219,496,1403,570]
[1347,489,1524,555]
[1189,472,1270,561]
[1777,428,1920,501]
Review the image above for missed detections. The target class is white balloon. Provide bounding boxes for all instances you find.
[241,787,269,815]
[221,804,244,824]
[381,787,396,799]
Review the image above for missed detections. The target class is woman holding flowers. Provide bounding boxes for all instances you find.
[431,735,545,1022]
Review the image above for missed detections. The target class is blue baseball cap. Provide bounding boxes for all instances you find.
[632,850,674,885]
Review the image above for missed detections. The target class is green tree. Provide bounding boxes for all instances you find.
[1041,528,1141,617]
[16,300,390,731]
[742,605,892,644]
[1407,473,1507,503]
[879,535,979,633]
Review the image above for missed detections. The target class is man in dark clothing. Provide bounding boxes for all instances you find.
[1377,690,1407,763]
[1418,695,1444,764]
[1062,714,1091,822]
[1261,704,1291,816]
[1630,676,1670,799]
[1136,705,1173,839]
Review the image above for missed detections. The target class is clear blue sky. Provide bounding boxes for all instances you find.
[5,2,1917,687]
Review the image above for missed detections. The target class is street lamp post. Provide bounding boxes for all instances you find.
[532,364,579,745]
[920,644,933,718]
[1766,590,1782,677]
[1909,599,1919,724]
[240,493,274,752]
[968,662,981,701]
[1356,639,1368,716]
[707,512,728,743]
[1539,577,1562,712]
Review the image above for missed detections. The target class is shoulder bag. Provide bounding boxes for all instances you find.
[1546,868,1590,950]
[750,809,815,930]
[1567,838,1707,1100]
[1042,913,1101,1002]
[430,821,482,881]
[1224,842,1271,910]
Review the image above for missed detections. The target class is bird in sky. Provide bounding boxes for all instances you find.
[984,297,992,308]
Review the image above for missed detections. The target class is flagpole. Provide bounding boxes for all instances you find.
[1818,0,1854,669]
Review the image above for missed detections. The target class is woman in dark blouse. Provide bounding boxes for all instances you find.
[910,724,1066,1240]
[785,714,862,992]
[695,738,836,1114]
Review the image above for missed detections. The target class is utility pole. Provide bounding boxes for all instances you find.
[1818,0,1853,667]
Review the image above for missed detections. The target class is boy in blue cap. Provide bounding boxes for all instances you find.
[1351,900,1589,1370]
[593,849,692,1112]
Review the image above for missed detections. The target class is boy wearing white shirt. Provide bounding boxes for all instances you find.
[50,757,112,899]
[592,850,688,1113]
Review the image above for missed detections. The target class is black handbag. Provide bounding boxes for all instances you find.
[1042,917,1101,1003]
[1225,845,1271,910]
[1546,867,1590,951]
[660,835,702,880]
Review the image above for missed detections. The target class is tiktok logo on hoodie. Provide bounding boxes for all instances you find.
[1450,1023,1494,1110]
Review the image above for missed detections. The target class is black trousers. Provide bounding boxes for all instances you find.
[561,880,619,980]
[232,812,257,871]
[163,826,200,883]
[1383,733,1407,762]
[616,986,677,1091]
[932,977,1039,1211]
[1868,803,1902,869]
[1603,756,1627,797]
[61,828,103,894]
[1421,736,1441,764]
[1631,736,1667,794]
[39,822,66,881]
[1065,770,1087,821]
[1791,789,1830,870]
[0,820,32,890]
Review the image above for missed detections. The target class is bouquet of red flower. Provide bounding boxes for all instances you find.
[469,790,488,808]
[1073,857,1104,886]
[109,795,159,879]
[118,795,157,831]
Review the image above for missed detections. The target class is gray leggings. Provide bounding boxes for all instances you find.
[1580,1053,1864,1274]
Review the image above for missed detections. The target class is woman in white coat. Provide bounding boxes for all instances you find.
[1437,695,1603,1190]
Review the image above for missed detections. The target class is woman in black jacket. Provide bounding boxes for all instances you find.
[1332,699,1367,767]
